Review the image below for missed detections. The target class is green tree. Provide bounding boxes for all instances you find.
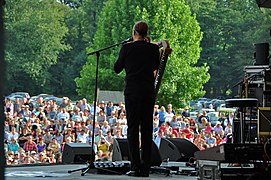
[46,0,107,97]
[186,0,271,98]
[5,0,69,94]
[76,0,209,107]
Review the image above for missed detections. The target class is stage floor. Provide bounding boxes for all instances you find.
[5,164,198,180]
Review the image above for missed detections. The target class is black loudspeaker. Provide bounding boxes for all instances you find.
[254,43,269,65]
[159,138,200,162]
[62,143,92,164]
[112,138,162,166]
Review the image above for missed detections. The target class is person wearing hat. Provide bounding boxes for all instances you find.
[114,21,160,177]
[214,121,224,136]
[182,107,190,117]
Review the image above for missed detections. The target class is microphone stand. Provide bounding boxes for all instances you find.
[68,39,129,176]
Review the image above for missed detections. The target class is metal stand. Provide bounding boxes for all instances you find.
[68,39,129,176]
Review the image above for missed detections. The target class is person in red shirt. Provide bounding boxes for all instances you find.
[23,135,38,153]
[180,123,194,141]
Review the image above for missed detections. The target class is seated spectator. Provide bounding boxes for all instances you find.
[114,130,124,139]
[180,123,194,141]
[204,122,213,133]
[18,152,26,164]
[64,128,75,142]
[213,122,224,136]
[206,132,216,148]
[164,122,173,137]
[189,118,198,134]
[23,135,38,153]
[117,112,127,125]
[76,129,88,143]
[108,111,117,127]
[101,121,110,136]
[198,117,208,132]
[54,130,63,145]
[37,136,47,154]
[113,121,122,136]
[215,134,223,146]
[121,121,128,138]
[30,151,39,161]
[43,129,53,146]
[97,110,107,126]
[98,137,110,156]
[8,138,20,153]
[46,119,58,134]
[47,138,61,161]
[7,126,19,143]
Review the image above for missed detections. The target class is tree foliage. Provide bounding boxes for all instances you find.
[186,0,271,98]
[5,0,69,94]
[76,0,210,107]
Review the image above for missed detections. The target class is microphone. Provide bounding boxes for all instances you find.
[122,37,133,44]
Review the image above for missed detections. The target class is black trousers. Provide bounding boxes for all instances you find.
[125,94,154,172]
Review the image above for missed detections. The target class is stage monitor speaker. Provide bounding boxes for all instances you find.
[112,138,162,166]
[258,107,271,136]
[159,138,200,162]
[62,143,92,164]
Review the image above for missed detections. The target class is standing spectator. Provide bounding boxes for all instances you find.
[224,112,235,128]
[182,107,190,117]
[13,98,21,116]
[23,135,38,152]
[218,112,226,128]
[5,98,14,116]
[167,104,176,114]
[60,97,69,109]
[106,101,115,117]
[153,105,160,118]
[198,110,210,123]
[164,107,175,123]
[80,98,91,112]
[66,99,74,115]
[158,106,166,127]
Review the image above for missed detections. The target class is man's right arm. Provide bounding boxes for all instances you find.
[114,46,125,74]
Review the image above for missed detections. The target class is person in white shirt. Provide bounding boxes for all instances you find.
[76,129,88,143]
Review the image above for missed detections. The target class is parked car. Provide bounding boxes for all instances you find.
[6,92,30,99]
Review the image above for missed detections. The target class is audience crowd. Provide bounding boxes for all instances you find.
[4,96,234,165]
